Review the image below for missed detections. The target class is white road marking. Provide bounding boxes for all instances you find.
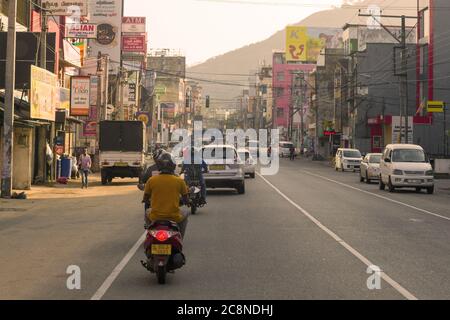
[302,170,450,222]
[91,231,147,300]
[257,173,418,300]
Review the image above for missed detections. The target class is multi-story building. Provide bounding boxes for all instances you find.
[417,0,450,156]
[272,51,315,141]
[147,50,186,142]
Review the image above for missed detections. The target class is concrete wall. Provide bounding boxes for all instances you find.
[0,126,33,190]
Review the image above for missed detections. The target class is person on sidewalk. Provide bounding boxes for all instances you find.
[78,148,92,189]
[290,146,296,161]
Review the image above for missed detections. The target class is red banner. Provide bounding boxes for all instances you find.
[122,35,146,53]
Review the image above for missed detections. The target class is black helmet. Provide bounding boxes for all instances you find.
[156,151,176,174]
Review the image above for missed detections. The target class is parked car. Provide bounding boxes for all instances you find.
[202,145,246,194]
[279,141,296,158]
[360,153,382,183]
[238,149,256,179]
[335,148,363,172]
[379,144,435,194]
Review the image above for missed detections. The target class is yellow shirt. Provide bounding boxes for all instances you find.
[144,174,188,223]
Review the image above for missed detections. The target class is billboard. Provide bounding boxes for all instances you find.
[56,87,70,111]
[30,65,58,121]
[122,17,146,33]
[161,102,175,119]
[83,106,97,137]
[42,0,88,16]
[286,26,308,62]
[122,35,146,53]
[88,0,123,74]
[70,76,91,116]
[65,23,97,39]
[286,26,343,63]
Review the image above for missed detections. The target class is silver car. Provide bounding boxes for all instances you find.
[202,145,246,194]
[360,153,382,183]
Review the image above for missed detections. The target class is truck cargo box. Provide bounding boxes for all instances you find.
[99,121,145,152]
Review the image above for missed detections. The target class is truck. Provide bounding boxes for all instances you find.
[99,121,146,185]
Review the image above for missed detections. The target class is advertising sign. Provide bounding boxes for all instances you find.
[427,101,445,113]
[286,26,343,63]
[42,0,88,16]
[65,24,97,39]
[30,65,58,121]
[83,105,97,137]
[56,87,71,111]
[88,0,123,74]
[90,76,99,106]
[286,26,308,62]
[392,116,413,144]
[122,17,146,33]
[161,102,175,119]
[122,35,146,52]
[136,111,150,126]
[70,76,91,116]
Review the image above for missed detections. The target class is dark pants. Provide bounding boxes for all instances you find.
[81,169,89,187]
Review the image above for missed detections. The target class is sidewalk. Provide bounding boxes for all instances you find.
[1,174,140,214]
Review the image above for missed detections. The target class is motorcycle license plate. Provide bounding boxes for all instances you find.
[151,244,172,255]
[210,165,226,171]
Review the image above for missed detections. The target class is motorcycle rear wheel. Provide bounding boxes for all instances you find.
[157,266,166,284]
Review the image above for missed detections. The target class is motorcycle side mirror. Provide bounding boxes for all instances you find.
[137,184,145,191]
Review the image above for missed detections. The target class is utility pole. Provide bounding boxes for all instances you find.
[1,0,17,198]
[40,2,55,183]
[401,15,409,144]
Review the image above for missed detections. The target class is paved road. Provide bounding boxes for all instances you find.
[1,159,449,299]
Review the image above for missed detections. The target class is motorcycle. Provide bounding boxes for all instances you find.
[187,180,205,215]
[141,220,185,284]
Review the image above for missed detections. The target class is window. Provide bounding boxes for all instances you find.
[275,87,284,98]
[277,72,285,82]
[277,108,284,118]
[343,150,362,158]
[369,155,382,164]
[392,149,426,163]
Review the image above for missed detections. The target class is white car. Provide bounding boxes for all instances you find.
[202,145,246,194]
[379,144,434,194]
[335,148,363,172]
[238,149,256,179]
[360,153,382,183]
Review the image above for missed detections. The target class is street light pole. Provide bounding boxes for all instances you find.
[1,0,17,198]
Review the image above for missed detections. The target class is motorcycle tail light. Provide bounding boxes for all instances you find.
[155,230,169,242]
[151,230,176,242]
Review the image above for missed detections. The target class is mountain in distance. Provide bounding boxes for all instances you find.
[186,0,416,105]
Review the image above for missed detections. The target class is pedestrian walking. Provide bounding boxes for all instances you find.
[78,148,92,189]
[290,146,296,161]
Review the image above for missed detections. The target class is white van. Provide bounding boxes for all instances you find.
[379,144,434,194]
[335,148,363,172]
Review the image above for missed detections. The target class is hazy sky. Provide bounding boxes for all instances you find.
[125,0,344,66]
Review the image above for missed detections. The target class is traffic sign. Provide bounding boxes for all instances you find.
[427,101,445,113]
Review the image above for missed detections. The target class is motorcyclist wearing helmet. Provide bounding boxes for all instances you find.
[143,151,189,237]
[180,147,208,205]
[140,149,164,187]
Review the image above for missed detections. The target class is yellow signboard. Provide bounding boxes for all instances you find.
[30,65,58,121]
[286,26,308,62]
[427,101,445,113]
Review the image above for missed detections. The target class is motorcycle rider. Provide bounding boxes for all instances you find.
[142,151,189,237]
[180,147,208,205]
